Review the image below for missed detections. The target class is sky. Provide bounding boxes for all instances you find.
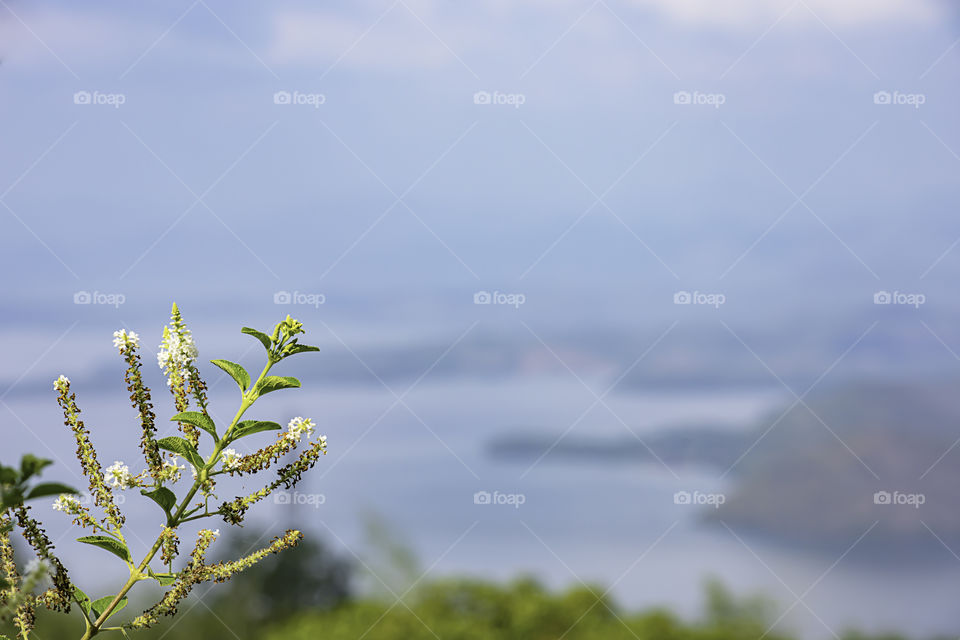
[0,0,958,398]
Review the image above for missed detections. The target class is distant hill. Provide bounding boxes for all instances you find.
[488,381,960,556]
[711,381,960,555]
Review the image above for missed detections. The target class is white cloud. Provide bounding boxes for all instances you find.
[624,0,941,29]
[267,9,457,70]
[0,9,122,70]
[264,0,941,74]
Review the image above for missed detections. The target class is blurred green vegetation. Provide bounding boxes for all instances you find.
[6,528,921,640]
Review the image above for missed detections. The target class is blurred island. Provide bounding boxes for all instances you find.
[488,381,960,557]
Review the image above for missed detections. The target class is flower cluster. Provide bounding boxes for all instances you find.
[50,495,71,513]
[220,449,241,471]
[117,326,164,482]
[157,327,198,385]
[285,417,315,441]
[157,304,210,448]
[23,559,49,582]
[219,439,327,525]
[51,495,79,514]
[202,530,301,583]
[224,417,325,479]
[14,506,72,612]
[160,527,179,567]
[129,529,218,628]
[112,329,140,353]
[158,459,184,484]
[54,377,124,529]
[104,461,136,490]
[51,495,99,531]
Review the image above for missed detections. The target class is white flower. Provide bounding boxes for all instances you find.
[53,375,70,391]
[220,448,241,471]
[25,558,50,580]
[159,459,184,483]
[157,326,198,385]
[286,417,315,441]
[211,529,220,537]
[112,329,140,352]
[105,461,134,489]
[318,434,328,452]
[52,494,79,513]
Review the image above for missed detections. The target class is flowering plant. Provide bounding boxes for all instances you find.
[0,305,326,639]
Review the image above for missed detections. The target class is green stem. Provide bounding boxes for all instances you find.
[78,361,274,639]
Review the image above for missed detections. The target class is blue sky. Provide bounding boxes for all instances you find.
[0,0,958,366]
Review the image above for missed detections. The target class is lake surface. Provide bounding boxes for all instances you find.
[5,375,959,639]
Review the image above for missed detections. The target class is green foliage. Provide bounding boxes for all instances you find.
[75,536,132,564]
[253,375,301,397]
[208,360,250,393]
[0,455,76,520]
[168,412,218,443]
[266,578,793,640]
[230,420,282,440]
[9,547,924,640]
[156,437,204,472]
[140,488,177,520]
[90,595,127,622]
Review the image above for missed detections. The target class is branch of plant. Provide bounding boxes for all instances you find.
[82,359,276,637]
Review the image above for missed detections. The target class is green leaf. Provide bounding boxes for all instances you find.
[1,489,24,512]
[26,482,77,501]
[149,571,178,587]
[233,420,282,440]
[76,536,132,564]
[0,465,18,485]
[254,375,301,397]
[284,344,320,356]
[141,487,176,515]
[156,437,205,471]
[73,586,91,616]
[169,411,218,442]
[91,595,127,621]
[210,359,251,392]
[19,454,52,480]
[241,327,272,352]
